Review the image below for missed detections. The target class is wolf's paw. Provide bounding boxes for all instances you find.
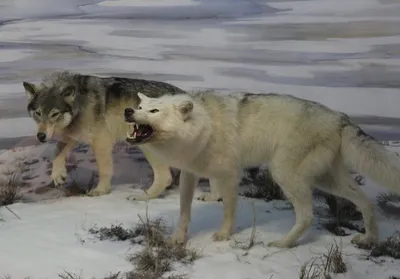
[212,231,231,242]
[51,164,67,187]
[351,234,378,248]
[267,239,295,249]
[197,193,223,202]
[169,231,187,246]
[87,187,111,197]
[126,193,151,201]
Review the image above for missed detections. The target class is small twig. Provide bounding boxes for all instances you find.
[4,205,21,220]
[58,270,80,279]
[262,248,291,260]
[231,202,262,250]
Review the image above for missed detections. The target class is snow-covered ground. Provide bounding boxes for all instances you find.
[1,0,400,278]
[1,144,400,279]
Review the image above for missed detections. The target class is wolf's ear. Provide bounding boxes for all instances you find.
[178,101,193,120]
[62,86,76,105]
[137,92,147,101]
[23,81,37,100]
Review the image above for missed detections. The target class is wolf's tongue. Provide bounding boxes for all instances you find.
[136,130,142,136]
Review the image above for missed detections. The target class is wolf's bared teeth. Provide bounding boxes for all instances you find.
[126,123,137,139]
[126,131,137,139]
[127,123,136,133]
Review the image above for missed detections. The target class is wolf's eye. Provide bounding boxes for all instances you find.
[138,106,142,110]
[149,109,159,113]
[51,112,60,118]
[35,111,41,117]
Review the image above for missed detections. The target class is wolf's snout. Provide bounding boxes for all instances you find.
[124,108,135,122]
[37,132,47,143]
[125,108,134,117]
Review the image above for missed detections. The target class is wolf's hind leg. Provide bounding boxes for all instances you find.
[127,145,172,201]
[267,167,315,248]
[87,134,114,196]
[268,184,314,248]
[51,137,76,187]
[316,164,378,247]
[197,179,222,202]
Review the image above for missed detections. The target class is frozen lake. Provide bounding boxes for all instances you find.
[1,0,400,148]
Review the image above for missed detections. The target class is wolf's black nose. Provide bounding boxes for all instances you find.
[37,132,47,143]
[124,108,134,117]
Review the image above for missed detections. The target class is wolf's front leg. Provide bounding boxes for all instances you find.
[51,138,76,187]
[169,171,198,245]
[212,173,239,241]
[87,135,114,197]
[127,145,172,201]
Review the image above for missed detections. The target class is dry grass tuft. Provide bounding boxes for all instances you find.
[299,240,347,279]
[58,271,120,279]
[0,158,26,206]
[124,271,188,279]
[2,276,31,279]
[58,271,84,279]
[321,241,347,274]
[299,258,321,279]
[129,247,172,276]
[89,224,137,241]
[0,158,26,220]
[0,174,23,206]
[367,231,400,259]
[164,275,189,279]
[103,272,121,279]
[124,270,159,279]
[89,204,201,279]
[127,209,200,278]
[133,214,171,247]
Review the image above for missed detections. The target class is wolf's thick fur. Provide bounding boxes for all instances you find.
[23,71,185,197]
[124,90,400,248]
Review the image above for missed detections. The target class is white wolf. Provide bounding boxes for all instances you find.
[124,90,400,248]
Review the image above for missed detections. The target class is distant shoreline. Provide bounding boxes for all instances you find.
[351,116,400,126]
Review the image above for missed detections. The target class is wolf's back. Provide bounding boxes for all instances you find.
[341,123,400,194]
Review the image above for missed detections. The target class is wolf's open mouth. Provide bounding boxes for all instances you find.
[126,123,154,143]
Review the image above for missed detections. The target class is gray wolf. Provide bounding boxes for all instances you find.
[124,90,400,248]
[23,71,185,197]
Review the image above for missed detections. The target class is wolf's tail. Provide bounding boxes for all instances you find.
[341,123,400,194]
